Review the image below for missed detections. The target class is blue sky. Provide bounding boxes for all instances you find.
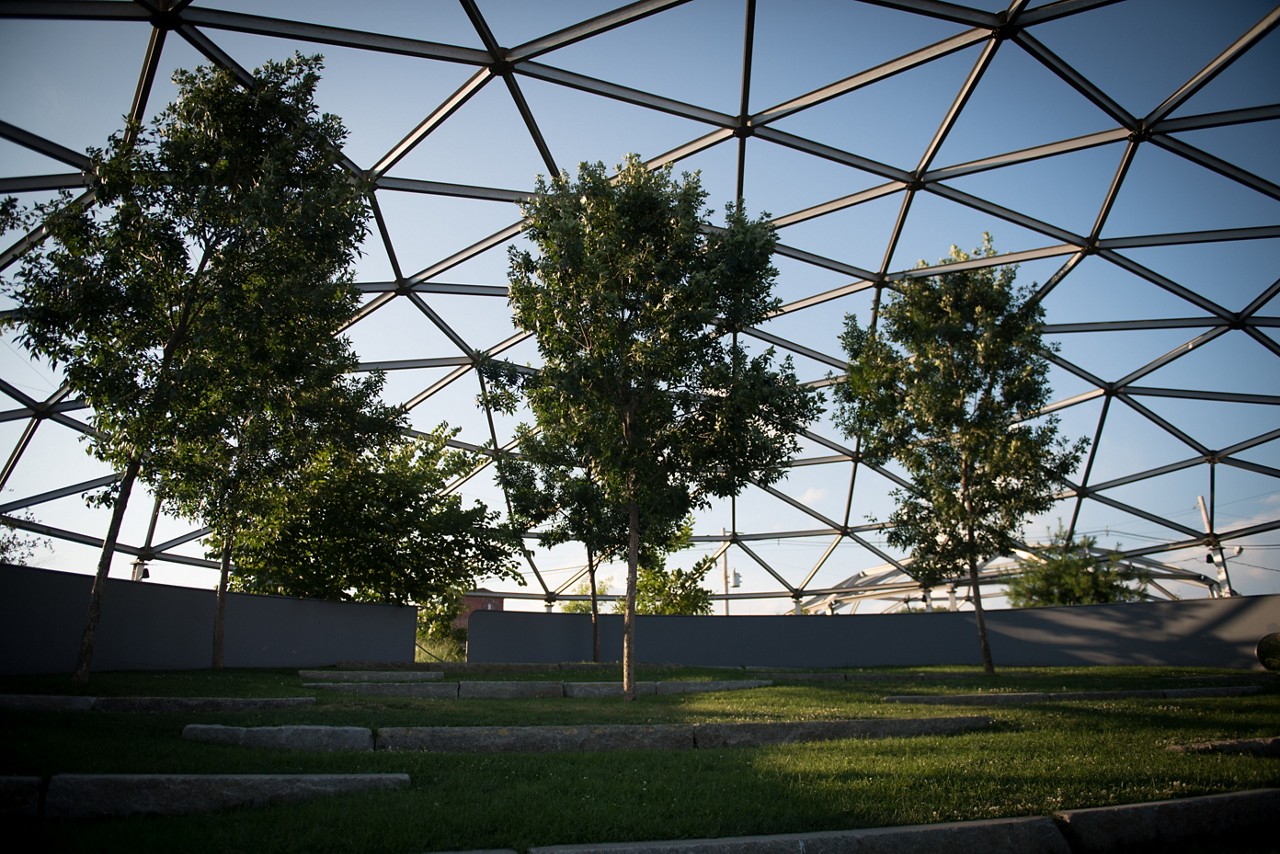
[1,0,1277,612]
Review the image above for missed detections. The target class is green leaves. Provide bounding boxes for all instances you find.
[506,154,821,539]
[9,53,371,480]
[835,236,1086,589]
[1006,526,1149,608]
[232,427,521,605]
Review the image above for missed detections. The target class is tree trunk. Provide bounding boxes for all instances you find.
[969,558,995,674]
[622,500,640,700]
[73,455,142,684]
[587,544,600,664]
[212,529,234,670]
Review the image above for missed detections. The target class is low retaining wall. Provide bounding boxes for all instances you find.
[0,564,416,674]
[467,594,1280,669]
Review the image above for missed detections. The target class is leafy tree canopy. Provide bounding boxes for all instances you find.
[561,576,613,614]
[3,53,374,680]
[492,154,820,694]
[1006,526,1148,608]
[835,235,1085,670]
[231,426,522,606]
[633,557,715,615]
[500,154,820,549]
[9,53,369,476]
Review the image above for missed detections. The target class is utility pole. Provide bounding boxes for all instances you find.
[722,528,730,615]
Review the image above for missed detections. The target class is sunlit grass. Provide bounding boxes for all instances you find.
[3,666,1276,852]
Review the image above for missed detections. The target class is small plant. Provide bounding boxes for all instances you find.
[1258,632,1280,671]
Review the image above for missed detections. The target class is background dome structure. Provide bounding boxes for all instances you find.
[1,0,1277,615]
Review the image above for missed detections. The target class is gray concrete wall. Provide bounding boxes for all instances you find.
[0,564,416,674]
[467,594,1280,669]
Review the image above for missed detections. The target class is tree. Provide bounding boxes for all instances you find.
[834,235,1085,673]
[0,509,49,566]
[1006,526,1147,608]
[626,516,713,616]
[6,55,373,681]
[499,155,820,698]
[416,586,469,662]
[230,426,521,606]
[633,557,715,615]
[488,421,642,662]
[152,375,402,668]
[561,577,612,614]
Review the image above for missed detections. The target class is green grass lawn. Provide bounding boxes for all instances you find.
[2,665,1277,852]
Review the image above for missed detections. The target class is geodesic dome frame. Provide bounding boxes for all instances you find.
[1,0,1277,614]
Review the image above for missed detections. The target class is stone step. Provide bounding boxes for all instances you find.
[304,679,772,699]
[184,724,374,752]
[181,715,995,754]
[883,685,1264,705]
[302,681,461,699]
[298,669,444,682]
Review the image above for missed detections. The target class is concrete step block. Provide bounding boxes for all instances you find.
[528,815,1068,853]
[183,724,374,752]
[459,681,565,699]
[302,682,460,699]
[298,670,443,682]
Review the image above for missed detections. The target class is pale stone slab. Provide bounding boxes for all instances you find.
[0,694,96,712]
[44,773,410,818]
[655,680,772,695]
[459,681,565,699]
[883,685,1263,705]
[528,815,1068,853]
[298,669,443,682]
[183,724,374,752]
[302,682,460,699]
[563,682,657,697]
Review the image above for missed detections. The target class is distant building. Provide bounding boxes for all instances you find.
[454,589,503,632]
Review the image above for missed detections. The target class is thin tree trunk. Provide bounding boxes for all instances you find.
[73,455,142,684]
[969,557,995,674]
[622,500,640,700]
[960,467,995,675]
[587,543,600,664]
[212,529,234,670]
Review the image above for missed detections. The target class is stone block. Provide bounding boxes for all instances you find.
[0,694,96,712]
[183,724,374,752]
[302,682,460,699]
[298,669,443,682]
[563,682,657,697]
[528,816,1068,853]
[654,680,771,695]
[458,681,564,699]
